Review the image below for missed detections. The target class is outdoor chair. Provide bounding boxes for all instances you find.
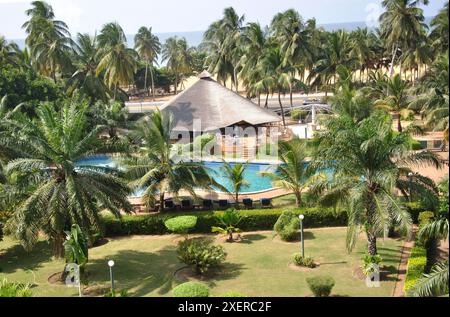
[243,198,253,209]
[260,198,272,208]
[202,199,214,210]
[181,199,193,210]
[218,200,230,209]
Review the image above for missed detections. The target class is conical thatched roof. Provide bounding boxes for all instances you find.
[160,71,281,132]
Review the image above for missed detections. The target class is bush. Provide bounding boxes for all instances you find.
[0,278,32,297]
[102,208,347,237]
[172,282,209,297]
[361,254,383,276]
[293,254,316,268]
[404,245,427,295]
[177,237,227,274]
[405,202,428,224]
[164,216,198,234]
[274,211,300,241]
[306,276,335,297]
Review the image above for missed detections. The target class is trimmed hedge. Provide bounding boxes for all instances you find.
[102,208,347,237]
[404,245,427,295]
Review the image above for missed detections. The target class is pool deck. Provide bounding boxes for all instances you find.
[128,187,291,206]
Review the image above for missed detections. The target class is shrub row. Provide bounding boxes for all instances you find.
[102,208,348,237]
[404,244,427,295]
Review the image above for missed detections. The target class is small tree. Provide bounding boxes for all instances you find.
[64,224,89,275]
[221,161,249,209]
[274,211,300,241]
[177,237,227,274]
[212,209,242,242]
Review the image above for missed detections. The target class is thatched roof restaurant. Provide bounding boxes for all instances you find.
[160,71,281,134]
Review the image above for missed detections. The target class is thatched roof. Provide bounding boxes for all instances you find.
[160,71,281,132]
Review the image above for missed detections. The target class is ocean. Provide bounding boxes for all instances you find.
[8,18,432,51]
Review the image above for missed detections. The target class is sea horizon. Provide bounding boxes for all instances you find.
[6,18,433,49]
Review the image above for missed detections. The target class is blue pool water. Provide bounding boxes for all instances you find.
[76,156,278,195]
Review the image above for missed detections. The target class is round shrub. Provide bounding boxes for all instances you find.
[293,254,316,268]
[306,276,335,297]
[177,237,227,274]
[164,216,197,234]
[172,282,209,297]
[274,211,300,241]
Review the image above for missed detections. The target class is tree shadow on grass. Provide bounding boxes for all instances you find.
[85,246,182,297]
[239,234,266,244]
[181,262,246,289]
[380,265,401,282]
[0,240,53,274]
[273,231,316,243]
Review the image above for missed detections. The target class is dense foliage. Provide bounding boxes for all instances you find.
[306,276,335,297]
[172,282,210,297]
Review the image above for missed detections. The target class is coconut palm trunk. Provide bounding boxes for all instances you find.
[294,190,302,207]
[278,90,286,127]
[144,62,149,97]
[366,193,378,256]
[389,43,399,77]
[150,66,155,100]
[159,193,165,213]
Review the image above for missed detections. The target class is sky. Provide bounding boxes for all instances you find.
[0,0,447,39]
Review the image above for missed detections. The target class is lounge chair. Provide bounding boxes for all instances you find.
[243,198,253,209]
[218,200,230,209]
[164,200,176,210]
[202,199,214,210]
[260,198,272,208]
[181,199,193,210]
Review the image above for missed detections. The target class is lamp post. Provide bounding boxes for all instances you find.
[408,172,414,202]
[299,215,305,258]
[108,260,115,296]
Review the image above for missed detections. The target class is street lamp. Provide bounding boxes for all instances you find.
[408,172,414,202]
[108,260,115,296]
[299,215,305,258]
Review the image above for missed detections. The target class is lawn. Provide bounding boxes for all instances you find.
[0,228,404,297]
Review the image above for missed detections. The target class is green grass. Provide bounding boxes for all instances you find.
[0,228,403,297]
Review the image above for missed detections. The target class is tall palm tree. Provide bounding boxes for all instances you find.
[134,27,161,99]
[203,7,244,91]
[2,100,132,257]
[410,53,449,141]
[350,28,377,82]
[0,36,22,67]
[258,47,295,127]
[96,22,138,97]
[312,113,441,255]
[68,33,111,102]
[124,110,218,212]
[309,30,354,96]
[429,1,449,55]
[375,74,411,132]
[162,37,191,95]
[22,1,74,81]
[261,138,321,207]
[379,0,429,77]
[220,161,249,208]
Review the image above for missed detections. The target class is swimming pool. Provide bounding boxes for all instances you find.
[76,156,278,195]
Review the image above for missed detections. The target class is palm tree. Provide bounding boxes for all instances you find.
[309,30,354,96]
[22,1,74,81]
[350,28,377,82]
[379,0,429,77]
[68,33,111,102]
[96,22,138,97]
[270,9,312,105]
[134,27,161,99]
[90,101,129,139]
[429,1,449,55]
[258,47,295,127]
[375,74,411,132]
[162,37,191,95]
[2,100,132,257]
[0,36,22,67]
[203,7,244,91]
[124,110,218,212]
[410,53,449,142]
[220,161,249,208]
[262,138,321,207]
[312,113,441,255]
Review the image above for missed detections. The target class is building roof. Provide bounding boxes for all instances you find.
[160,71,281,132]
